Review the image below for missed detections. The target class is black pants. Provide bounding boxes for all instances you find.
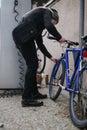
[18,40,39,99]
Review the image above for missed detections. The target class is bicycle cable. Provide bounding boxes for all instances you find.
[13,0,25,89]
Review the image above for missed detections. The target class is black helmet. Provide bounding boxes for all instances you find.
[50,8,59,23]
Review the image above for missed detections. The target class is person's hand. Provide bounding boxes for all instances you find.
[50,57,58,63]
[59,38,66,43]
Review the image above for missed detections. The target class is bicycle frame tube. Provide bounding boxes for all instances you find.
[53,54,65,77]
[65,48,83,93]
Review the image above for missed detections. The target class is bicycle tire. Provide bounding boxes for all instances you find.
[49,59,65,101]
[37,48,46,74]
[70,67,87,129]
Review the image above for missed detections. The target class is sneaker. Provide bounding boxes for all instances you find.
[21,99,43,107]
[32,92,47,99]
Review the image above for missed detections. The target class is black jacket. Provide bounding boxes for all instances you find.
[12,7,62,58]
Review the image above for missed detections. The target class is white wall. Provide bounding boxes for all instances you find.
[0,0,31,88]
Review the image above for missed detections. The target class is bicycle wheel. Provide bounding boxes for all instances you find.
[37,48,46,74]
[70,67,87,129]
[49,59,65,101]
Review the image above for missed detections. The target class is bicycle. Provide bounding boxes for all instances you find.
[49,35,87,129]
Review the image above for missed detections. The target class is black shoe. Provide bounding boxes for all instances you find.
[32,92,47,100]
[21,99,43,107]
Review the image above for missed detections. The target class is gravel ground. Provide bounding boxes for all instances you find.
[0,87,79,130]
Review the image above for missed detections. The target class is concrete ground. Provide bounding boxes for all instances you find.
[0,87,80,130]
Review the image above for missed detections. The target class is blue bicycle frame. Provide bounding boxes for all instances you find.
[58,47,84,93]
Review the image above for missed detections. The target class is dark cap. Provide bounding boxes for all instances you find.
[51,8,59,23]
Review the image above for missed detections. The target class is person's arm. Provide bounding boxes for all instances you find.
[59,37,66,43]
[36,35,57,63]
[44,10,62,41]
[36,35,52,59]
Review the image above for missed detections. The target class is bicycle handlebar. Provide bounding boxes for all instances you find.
[66,40,79,47]
[47,35,79,47]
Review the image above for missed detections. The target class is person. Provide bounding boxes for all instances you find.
[12,7,66,107]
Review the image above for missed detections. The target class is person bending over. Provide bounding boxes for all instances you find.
[12,7,66,107]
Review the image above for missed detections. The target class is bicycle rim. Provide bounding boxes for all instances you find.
[70,67,87,129]
[49,60,65,101]
[37,48,46,74]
